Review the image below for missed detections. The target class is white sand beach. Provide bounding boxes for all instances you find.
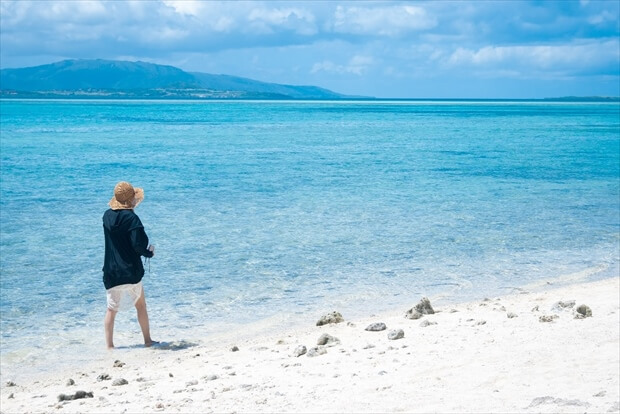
[1,277,619,414]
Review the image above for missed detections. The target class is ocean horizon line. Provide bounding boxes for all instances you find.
[1,96,619,103]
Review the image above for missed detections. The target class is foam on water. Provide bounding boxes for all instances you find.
[1,99,619,379]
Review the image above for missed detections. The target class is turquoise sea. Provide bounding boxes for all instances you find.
[1,100,619,377]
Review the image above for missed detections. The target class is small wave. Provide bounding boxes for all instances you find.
[516,263,611,292]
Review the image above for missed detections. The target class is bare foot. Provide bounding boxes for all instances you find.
[145,340,159,348]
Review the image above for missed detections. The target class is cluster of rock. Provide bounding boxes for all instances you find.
[293,333,340,358]
[300,299,440,358]
[55,359,132,402]
[297,295,593,359]
[290,313,346,358]
[364,322,405,340]
[96,371,128,386]
[538,300,593,322]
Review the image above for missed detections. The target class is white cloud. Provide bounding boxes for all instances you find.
[247,7,317,35]
[1,0,618,97]
[157,3,320,36]
[311,60,338,74]
[248,7,314,25]
[349,55,373,67]
[446,39,620,72]
[162,0,205,17]
[311,55,374,76]
[330,4,437,36]
[1,0,108,26]
[47,1,105,21]
[150,27,189,43]
[213,16,235,32]
[588,10,616,25]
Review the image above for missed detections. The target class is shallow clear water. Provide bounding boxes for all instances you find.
[1,100,619,376]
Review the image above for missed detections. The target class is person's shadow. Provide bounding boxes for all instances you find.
[115,340,198,351]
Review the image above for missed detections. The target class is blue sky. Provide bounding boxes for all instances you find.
[1,0,618,98]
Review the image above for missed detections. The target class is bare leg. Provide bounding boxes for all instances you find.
[104,308,117,349]
[135,288,155,347]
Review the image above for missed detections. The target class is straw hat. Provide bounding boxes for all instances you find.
[109,181,144,210]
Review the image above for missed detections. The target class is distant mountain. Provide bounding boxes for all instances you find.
[190,72,345,100]
[0,59,351,99]
[0,59,200,90]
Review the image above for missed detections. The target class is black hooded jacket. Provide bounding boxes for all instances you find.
[102,209,154,290]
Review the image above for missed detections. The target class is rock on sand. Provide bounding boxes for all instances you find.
[405,297,435,320]
[293,345,307,357]
[387,329,405,340]
[365,322,387,331]
[57,391,93,402]
[317,334,340,346]
[316,311,344,326]
[575,304,593,318]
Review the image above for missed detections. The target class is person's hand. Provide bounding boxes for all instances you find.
[148,245,155,256]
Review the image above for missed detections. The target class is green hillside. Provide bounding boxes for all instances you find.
[0,59,349,99]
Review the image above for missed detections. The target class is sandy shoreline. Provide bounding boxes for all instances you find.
[1,277,619,414]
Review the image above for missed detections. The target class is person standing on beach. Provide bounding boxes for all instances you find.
[102,181,156,349]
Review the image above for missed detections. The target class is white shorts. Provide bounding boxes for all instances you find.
[106,281,143,311]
